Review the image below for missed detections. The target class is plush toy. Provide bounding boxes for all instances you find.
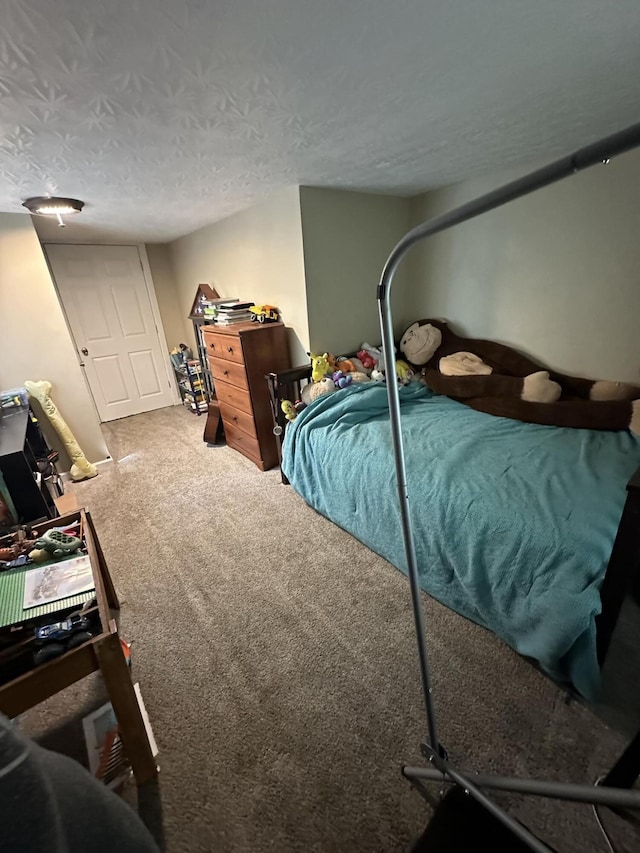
[360,343,385,378]
[332,370,353,389]
[357,349,376,371]
[301,377,337,405]
[361,342,383,365]
[358,342,413,385]
[349,372,372,384]
[25,380,97,480]
[308,353,335,382]
[281,400,297,421]
[395,359,414,385]
[400,319,640,433]
[368,358,414,385]
[334,358,355,373]
[335,357,370,374]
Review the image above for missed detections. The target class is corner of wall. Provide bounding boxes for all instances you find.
[144,242,186,352]
[0,214,109,467]
[299,188,412,354]
[166,187,310,366]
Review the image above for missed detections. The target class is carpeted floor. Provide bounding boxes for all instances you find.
[21,405,640,852]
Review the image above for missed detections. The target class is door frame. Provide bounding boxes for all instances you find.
[136,243,181,407]
[44,242,181,422]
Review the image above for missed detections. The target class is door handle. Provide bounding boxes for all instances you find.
[81,347,89,356]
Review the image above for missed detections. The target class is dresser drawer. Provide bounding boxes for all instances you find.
[202,329,244,364]
[214,379,253,416]
[208,357,249,391]
[224,419,262,462]
[218,401,258,440]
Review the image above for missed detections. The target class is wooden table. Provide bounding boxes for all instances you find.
[0,509,157,785]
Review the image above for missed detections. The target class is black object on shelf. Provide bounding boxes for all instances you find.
[0,404,61,526]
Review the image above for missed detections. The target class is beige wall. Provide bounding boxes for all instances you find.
[145,243,185,350]
[0,214,109,468]
[407,148,640,383]
[168,187,309,364]
[299,188,411,356]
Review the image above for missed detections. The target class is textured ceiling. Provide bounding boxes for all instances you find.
[2,0,640,243]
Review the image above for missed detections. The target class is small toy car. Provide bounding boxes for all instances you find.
[33,611,93,665]
[0,554,31,570]
[249,304,279,323]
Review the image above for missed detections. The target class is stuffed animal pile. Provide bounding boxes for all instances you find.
[399,318,640,434]
[300,352,369,406]
[280,346,417,421]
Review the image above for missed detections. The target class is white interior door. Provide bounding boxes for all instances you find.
[46,245,175,422]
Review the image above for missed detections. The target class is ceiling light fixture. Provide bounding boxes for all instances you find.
[22,196,85,228]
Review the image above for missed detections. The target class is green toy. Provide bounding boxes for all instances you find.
[33,529,82,559]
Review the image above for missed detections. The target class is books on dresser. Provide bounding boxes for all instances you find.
[215,302,253,326]
[216,314,252,325]
[217,302,253,311]
[214,302,254,325]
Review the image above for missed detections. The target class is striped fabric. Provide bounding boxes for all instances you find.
[0,563,95,628]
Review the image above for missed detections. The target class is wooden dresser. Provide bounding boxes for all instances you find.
[202,322,290,471]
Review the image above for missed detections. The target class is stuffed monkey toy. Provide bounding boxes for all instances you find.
[399,319,640,435]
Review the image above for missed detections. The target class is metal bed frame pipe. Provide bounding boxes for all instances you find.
[403,767,640,809]
[377,120,640,851]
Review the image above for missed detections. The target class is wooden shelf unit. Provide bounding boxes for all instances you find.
[0,510,157,786]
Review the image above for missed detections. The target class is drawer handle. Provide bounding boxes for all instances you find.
[233,416,238,422]
[210,343,215,349]
[227,346,233,353]
[223,369,229,376]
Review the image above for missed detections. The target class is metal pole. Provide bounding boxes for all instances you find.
[404,766,640,809]
[377,120,640,304]
[379,294,440,754]
[377,120,640,851]
[425,759,553,852]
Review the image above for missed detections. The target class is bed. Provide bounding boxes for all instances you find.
[267,373,640,699]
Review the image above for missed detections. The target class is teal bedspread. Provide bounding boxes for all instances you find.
[282,382,640,698]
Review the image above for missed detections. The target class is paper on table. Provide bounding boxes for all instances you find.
[23,554,95,610]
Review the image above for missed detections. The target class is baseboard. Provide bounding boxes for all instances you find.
[94,457,113,470]
[59,456,113,483]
